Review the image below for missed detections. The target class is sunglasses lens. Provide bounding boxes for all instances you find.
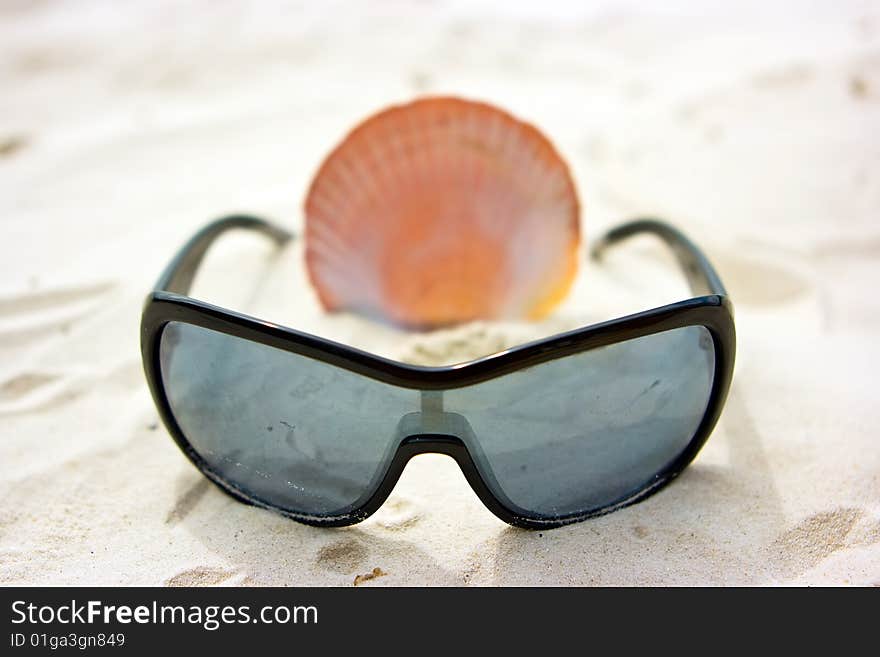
[444,326,715,520]
[159,322,417,518]
[159,321,714,524]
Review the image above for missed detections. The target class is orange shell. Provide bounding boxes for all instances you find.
[304,96,580,328]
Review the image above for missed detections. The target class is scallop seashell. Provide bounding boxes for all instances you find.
[304,96,580,328]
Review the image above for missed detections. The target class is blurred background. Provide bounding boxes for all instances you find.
[1,1,878,585]
[3,2,876,272]
[3,1,878,347]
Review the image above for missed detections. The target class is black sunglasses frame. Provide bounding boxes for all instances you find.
[140,215,735,529]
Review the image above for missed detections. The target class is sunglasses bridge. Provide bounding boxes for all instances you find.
[378,389,511,513]
[394,389,479,459]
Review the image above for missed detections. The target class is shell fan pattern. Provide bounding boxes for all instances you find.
[304,96,581,329]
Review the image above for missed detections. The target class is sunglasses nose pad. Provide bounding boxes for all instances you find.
[388,392,517,516]
[393,390,474,442]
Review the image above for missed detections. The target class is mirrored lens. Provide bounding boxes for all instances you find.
[160,321,714,522]
[160,321,417,517]
[444,326,715,518]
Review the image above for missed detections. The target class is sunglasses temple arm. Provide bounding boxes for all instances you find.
[590,219,727,298]
[154,214,725,296]
[153,214,294,295]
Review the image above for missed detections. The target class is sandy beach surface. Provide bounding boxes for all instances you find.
[1,0,879,586]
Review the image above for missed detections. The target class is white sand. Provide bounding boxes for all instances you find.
[1,0,878,586]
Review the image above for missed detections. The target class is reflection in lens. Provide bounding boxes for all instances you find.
[445,326,715,518]
[160,321,714,522]
[160,322,417,516]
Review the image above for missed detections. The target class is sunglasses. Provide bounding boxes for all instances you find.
[141,215,735,529]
